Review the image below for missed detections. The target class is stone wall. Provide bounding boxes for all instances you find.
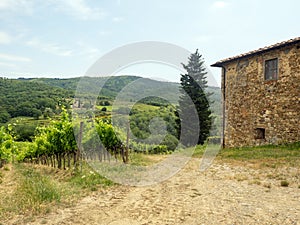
[222,44,300,147]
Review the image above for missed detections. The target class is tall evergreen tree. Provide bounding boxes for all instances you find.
[177,49,213,146]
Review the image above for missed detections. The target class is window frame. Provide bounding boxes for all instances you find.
[254,128,266,140]
[264,58,279,81]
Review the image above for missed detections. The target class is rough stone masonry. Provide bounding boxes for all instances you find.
[212,37,300,147]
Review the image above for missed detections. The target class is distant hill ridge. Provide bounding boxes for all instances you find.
[0,76,221,124]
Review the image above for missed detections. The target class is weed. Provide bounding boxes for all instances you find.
[248,179,261,185]
[280,180,289,187]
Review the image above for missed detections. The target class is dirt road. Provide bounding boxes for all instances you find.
[13,158,300,224]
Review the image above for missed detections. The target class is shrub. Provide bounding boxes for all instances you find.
[161,134,179,151]
[280,180,289,187]
[149,145,168,154]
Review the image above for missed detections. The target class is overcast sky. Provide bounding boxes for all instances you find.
[0,0,299,86]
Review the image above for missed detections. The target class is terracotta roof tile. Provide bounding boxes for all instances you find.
[211,37,300,67]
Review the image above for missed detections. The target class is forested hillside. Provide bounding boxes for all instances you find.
[0,77,73,123]
[2,76,221,117]
[0,76,221,134]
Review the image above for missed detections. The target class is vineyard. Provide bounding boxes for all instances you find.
[0,106,181,171]
[1,76,203,170]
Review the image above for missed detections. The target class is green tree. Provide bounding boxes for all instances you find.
[0,109,10,123]
[178,49,213,146]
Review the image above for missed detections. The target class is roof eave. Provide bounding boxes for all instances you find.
[210,37,300,68]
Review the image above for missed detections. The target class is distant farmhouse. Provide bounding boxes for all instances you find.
[211,37,300,148]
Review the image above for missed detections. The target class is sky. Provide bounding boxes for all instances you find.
[0,0,299,86]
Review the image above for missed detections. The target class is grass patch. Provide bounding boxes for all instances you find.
[19,167,60,202]
[4,164,61,215]
[129,153,167,166]
[192,145,206,158]
[68,165,114,191]
[129,153,154,166]
[217,142,300,167]
[0,162,114,222]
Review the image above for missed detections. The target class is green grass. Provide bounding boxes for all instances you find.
[192,145,206,158]
[217,142,300,167]
[67,163,114,191]
[129,152,167,166]
[131,103,160,111]
[0,162,114,221]
[191,142,300,168]
[17,166,61,204]
[0,164,61,218]
[129,153,153,166]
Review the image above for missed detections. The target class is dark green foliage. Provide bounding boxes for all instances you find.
[161,134,179,151]
[13,122,36,142]
[139,96,169,107]
[0,77,73,122]
[129,103,179,144]
[0,108,10,123]
[149,145,168,154]
[178,50,213,146]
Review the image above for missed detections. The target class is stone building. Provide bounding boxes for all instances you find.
[211,37,300,147]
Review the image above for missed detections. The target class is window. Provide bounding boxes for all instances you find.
[254,128,265,139]
[264,58,278,80]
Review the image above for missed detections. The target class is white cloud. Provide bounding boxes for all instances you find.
[0,0,21,10]
[75,41,101,59]
[0,53,31,62]
[0,62,16,67]
[0,31,13,44]
[0,0,34,14]
[112,17,124,23]
[212,1,228,8]
[26,38,73,56]
[53,0,107,20]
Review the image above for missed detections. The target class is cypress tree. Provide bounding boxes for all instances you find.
[178,49,213,146]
